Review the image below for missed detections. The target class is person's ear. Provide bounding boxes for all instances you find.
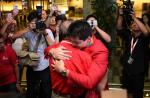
[87,37,93,46]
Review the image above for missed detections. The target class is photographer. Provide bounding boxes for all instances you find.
[117,7,150,98]
[142,13,150,81]
[0,12,18,46]
[86,14,111,43]
[11,11,53,98]
[0,34,22,93]
[45,3,59,28]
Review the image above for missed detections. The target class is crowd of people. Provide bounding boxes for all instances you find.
[0,3,149,98]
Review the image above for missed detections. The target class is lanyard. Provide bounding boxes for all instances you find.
[130,37,138,55]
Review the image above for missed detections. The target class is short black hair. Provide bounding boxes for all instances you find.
[85,14,97,21]
[59,19,73,41]
[67,20,92,41]
[142,13,150,26]
[27,11,38,22]
[56,14,67,22]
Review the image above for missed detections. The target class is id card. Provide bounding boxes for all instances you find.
[127,56,134,64]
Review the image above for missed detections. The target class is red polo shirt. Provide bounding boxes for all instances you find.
[64,36,109,98]
[0,45,18,86]
[68,36,108,89]
[85,36,109,98]
[45,40,92,96]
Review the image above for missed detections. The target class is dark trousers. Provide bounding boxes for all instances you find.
[0,82,17,92]
[121,72,144,98]
[26,66,52,98]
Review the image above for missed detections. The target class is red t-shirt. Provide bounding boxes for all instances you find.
[45,40,92,96]
[67,36,109,98]
[68,36,108,88]
[84,36,109,98]
[0,45,18,86]
[45,37,109,98]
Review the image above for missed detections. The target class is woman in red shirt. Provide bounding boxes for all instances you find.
[0,35,21,92]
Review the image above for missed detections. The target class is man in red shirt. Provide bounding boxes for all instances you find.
[45,20,108,98]
[45,20,98,98]
[45,20,109,98]
[51,36,108,98]
[0,35,21,92]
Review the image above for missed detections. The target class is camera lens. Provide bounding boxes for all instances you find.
[91,20,93,25]
[36,21,46,30]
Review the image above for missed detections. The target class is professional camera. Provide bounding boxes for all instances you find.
[36,21,46,30]
[123,0,133,15]
[122,0,134,27]
[35,6,46,30]
[36,6,42,20]
[87,19,97,29]
[56,11,67,23]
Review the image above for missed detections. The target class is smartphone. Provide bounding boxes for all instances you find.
[87,19,97,29]
[61,11,66,15]
[7,13,13,20]
[13,4,19,15]
[36,6,42,20]
[36,6,42,15]
[51,3,57,11]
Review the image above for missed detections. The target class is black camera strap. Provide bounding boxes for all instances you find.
[33,33,42,52]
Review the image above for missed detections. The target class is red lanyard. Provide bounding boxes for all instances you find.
[130,37,138,55]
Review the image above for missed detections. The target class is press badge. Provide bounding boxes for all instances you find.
[127,56,134,64]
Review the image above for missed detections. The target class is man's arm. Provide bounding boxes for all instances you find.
[54,54,108,89]
[68,44,108,89]
[12,27,30,39]
[53,45,108,89]
[44,45,72,60]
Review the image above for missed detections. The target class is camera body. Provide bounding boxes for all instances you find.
[123,0,133,15]
[7,13,13,21]
[36,21,46,30]
[87,19,97,29]
[35,6,46,30]
[13,4,19,16]
[36,6,42,19]
[122,0,133,26]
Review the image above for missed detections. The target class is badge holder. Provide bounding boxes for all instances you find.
[127,56,134,64]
